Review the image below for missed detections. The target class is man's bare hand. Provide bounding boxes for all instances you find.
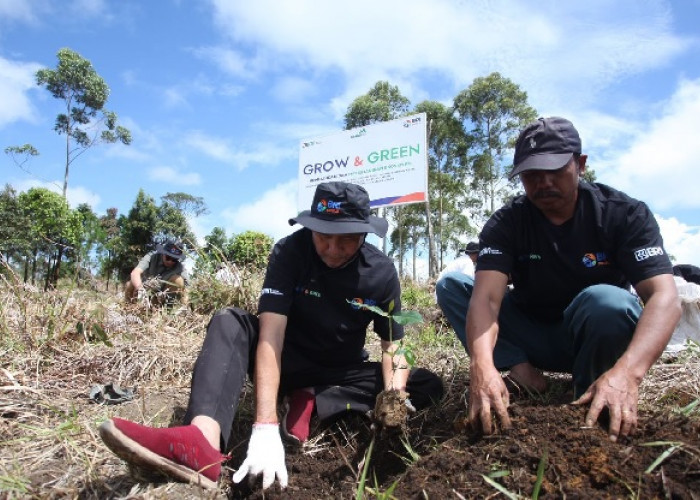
[468,363,512,434]
[573,366,639,442]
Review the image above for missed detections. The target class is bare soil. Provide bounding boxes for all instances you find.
[2,293,700,499]
[223,377,700,500]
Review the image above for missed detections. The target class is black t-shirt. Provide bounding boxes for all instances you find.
[258,228,404,368]
[478,182,672,322]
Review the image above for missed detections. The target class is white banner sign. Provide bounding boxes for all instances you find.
[297,113,428,212]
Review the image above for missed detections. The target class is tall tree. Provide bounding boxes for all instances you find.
[344,81,410,129]
[0,185,31,270]
[99,207,122,288]
[4,144,39,176]
[18,188,78,287]
[453,72,537,225]
[119,190,159,278]
[194,226,230,274]
[156,193,197,245]
[415,100,475,274]
[161,192,209,218]
[72,203,105,281]
[36,48,132,198]
[343,81,415,265]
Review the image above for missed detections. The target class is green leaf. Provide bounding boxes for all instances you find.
[403,350,416,367]
[346,299,389,317]
[391,310,423,325]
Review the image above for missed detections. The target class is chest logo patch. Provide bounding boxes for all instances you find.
[349,298,377,310]
[582,252,610,268]
[295,286,321,298]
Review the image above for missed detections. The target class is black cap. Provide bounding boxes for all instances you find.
[463,241,480,254]
[289,182,388,237]
[510,116,581,179]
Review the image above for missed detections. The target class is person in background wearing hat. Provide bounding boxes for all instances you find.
[436,241,479,347]
[99,181,443,491]
[124,240,189,305]
[436,116,679,442]
[438,242,480,281]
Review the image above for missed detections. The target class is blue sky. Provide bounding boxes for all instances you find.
[1,0,700,270]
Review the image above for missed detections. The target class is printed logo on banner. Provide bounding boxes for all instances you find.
[403,116,422,127]
[297,112,428,211]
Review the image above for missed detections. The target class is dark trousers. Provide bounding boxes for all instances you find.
[184,307,444,450]
[436,272,642,397]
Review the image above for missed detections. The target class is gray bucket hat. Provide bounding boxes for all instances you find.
[289,182,388,237]
[156,240,185,261]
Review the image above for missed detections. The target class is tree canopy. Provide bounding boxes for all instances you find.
[35,48,132,197]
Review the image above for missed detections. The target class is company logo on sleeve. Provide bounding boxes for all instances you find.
[479,247,503,257]
[633,246,664,262]
[261,287,283,296]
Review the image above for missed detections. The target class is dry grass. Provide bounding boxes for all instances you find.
[0,268,698,499]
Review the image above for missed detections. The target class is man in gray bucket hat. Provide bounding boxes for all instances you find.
[100,181,443,491]
[124,240,189,305]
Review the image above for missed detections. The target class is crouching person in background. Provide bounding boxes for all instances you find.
[124,240,189,306]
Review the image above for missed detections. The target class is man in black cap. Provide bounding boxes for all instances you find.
[100,181,443,490]
[463,241,480,266]
[124,240,189,304]
[436,116,680,442]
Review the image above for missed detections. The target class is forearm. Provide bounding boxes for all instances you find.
[613,293,680,383]
[381,343,409,391]
[254,341,282,423]
[130,268,143,288]
[466,299,499,367]
[254,313,286,424]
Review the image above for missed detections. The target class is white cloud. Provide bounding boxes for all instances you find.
[148,166,201,186]
[184,130,296,170]
[185,131,235,162]
[67,185,101,209]
[0,57,42,128]
[221,180,298,241]
[163,87,188,108]
[599,78,700,210]
[11,178,101,209]
[71,0,107,17]
[0,0,40,22]
[192,46,259,80]
[270,76,315,104]
[657,215,700,267]
[208,0,691,112]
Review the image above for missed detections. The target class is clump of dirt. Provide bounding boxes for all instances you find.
[373,388,409,428]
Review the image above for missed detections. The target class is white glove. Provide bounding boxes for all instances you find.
[232,423,288,489]
[405,398,416,413]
